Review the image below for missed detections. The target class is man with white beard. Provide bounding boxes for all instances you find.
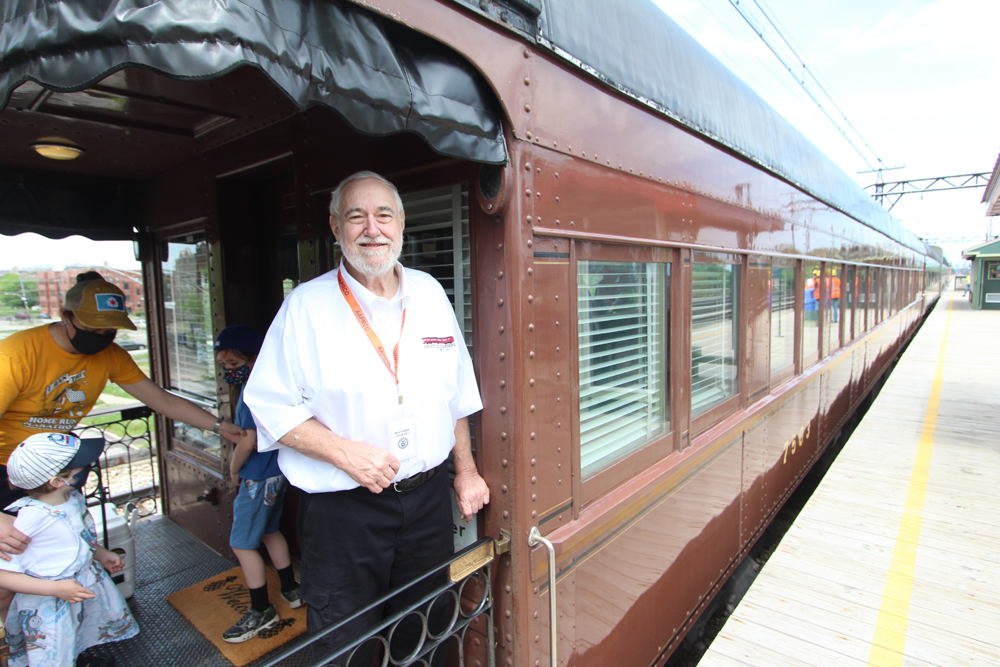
[244,171,489,665]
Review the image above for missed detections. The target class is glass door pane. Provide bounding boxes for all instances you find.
[160,232,221,458]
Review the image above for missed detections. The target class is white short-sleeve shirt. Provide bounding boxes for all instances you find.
[244,262,482,493]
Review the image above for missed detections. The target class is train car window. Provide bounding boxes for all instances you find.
[577,259,670,478]
[802,260,821,366]
[844,265,856,342]
[870,268,880,326]
[882,269,891,321]
[691,253,740,417]
[823,264,841,354]
[770,258,796,379]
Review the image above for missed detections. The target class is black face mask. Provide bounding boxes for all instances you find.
[68,325,116,355]
[61,466,91,491]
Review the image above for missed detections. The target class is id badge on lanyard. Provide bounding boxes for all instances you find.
[387,415,418,461]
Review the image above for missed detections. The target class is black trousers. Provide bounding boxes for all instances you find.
[298,466,453,667]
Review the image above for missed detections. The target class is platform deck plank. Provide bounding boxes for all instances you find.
[701,292,1000,667]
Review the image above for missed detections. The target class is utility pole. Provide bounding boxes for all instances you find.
[16,270,30,319]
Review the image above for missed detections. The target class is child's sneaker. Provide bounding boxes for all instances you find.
[280,586,303,609]
[222,606,279,643]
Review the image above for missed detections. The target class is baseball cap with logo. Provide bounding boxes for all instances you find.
[7,433,105,490]
[63,274,137,330]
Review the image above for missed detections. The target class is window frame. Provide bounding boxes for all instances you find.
[571,242,676,504]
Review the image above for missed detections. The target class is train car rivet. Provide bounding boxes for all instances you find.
[502,459,508,467]
[533,611,539,618]
[500,380,506,388]
[527,267,534,276]
[499,326,505,334]
[502,485,508,493]
[528,323,535,331]
[531,493,536,500]
[500,406,506,414]
[531,458,537,465]
[506,585,512,593]
[535,636,540,643]
[499,352,505,360]
[536,191,541,198]
[526,216,532,224]
[524,77,531,86]
[503,511,509,519]
[528,294,534,302]
[498,270,504,279]
[531,476,537,483]
[570,221,575,226]
[527,240,533,247]
[529,378,535,386]
[524,104,531,112]
[505,610,511,618]
[501,432,507,440]
[529,351,535,359]
[536,167,541,175]
[530,405,536,412]
[526,131,532,139]
[525,189,532,197]
[525,162,531,170]
[523,49,530,58]
[498,298,504,306]
[530,432,536,439]
[555,196,560,203]
[497,243,503,251]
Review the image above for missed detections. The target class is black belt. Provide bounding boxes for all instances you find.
[391,463,441,493]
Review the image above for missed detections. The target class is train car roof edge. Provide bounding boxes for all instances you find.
[536,0,928,256]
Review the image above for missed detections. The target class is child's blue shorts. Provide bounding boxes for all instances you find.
[230,474,288,550]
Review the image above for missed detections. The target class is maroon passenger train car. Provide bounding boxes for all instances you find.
[0,0,948,665]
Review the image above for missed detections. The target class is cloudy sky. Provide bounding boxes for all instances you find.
[655,0,999,265]
[1,0,996,270]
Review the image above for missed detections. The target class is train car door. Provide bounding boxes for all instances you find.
[150,226,234,552]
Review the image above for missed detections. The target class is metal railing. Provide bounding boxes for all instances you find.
[259,537,497,667]
[77,403,160,516]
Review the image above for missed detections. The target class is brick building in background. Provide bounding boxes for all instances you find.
[35,264,144,318]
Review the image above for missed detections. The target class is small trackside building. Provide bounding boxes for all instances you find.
[962,237,1000,310]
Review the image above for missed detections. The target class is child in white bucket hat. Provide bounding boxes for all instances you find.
[0,433,138,666]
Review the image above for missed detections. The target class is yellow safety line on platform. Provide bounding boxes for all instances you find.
[866,296,953,667]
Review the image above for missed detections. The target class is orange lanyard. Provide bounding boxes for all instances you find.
[338,269,407,404]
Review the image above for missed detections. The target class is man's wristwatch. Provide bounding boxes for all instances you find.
[213,417,223,434]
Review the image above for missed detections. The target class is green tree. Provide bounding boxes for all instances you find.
[0,273,38,309]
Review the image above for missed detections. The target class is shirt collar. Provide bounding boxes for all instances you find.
[338,260,410,311]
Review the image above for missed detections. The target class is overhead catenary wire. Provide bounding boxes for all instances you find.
[727,0,890,172]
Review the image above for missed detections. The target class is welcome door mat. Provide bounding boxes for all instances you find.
[167,566,308,667]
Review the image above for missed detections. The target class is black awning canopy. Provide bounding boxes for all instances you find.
[0,0,506,164]
[0,1,507,240]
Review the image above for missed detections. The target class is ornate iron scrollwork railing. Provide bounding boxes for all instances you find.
[259,537,497,667]
[78,403,160,515]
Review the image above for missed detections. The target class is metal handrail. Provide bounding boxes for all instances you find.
[258,536,497,667]
[528,526,557,667]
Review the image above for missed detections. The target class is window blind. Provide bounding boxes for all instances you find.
[578,261,669,477]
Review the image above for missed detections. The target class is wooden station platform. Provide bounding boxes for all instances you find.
[700,290,1000,667]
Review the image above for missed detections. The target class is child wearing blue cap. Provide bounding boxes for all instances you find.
[214,325,300,643]
[0,432,138,666]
